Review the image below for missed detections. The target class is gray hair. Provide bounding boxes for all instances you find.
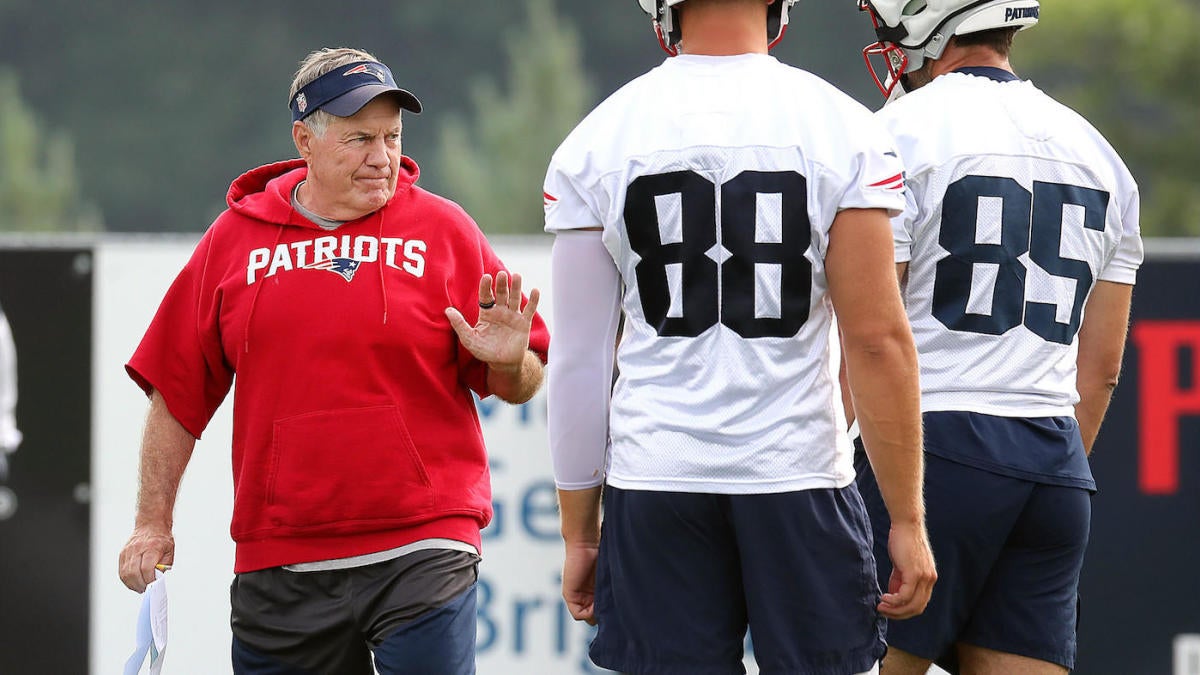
[289,47,382,138]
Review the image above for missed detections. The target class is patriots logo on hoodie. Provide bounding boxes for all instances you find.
[301,257,361,282]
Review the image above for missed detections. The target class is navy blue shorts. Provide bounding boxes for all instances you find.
[589,485,885,675]
[854,449,1091,669]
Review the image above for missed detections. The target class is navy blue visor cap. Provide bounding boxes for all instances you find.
[290,61,422,122]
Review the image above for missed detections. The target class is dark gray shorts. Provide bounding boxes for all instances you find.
[230,548,479,674]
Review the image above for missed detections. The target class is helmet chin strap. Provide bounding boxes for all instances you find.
[768,23,789,50]
[883,74,909,105]
[654,22,679,56]
[887,31,951,99]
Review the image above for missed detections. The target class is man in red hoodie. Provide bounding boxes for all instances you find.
[117,47,549,675]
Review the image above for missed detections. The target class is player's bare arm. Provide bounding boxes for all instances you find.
[118,389,196,593]
[837,335,855,430]
[1075,280,1134,453]
[557,486,603,625]
[446,270,545,404]
[827,207,935,620]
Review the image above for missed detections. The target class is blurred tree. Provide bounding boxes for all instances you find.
[0,0,869,233]
[0,69,99,232]
[435,0,594,234]
[16,0,1189,236]
[1019,0,1200,236]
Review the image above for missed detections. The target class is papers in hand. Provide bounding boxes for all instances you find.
[124,569,168,675]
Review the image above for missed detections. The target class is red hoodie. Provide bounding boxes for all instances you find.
[127,157,550,573]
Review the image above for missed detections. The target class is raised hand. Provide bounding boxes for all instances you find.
[445,271,540,370]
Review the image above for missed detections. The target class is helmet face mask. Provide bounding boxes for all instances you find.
[862,38,911,101]
[860,1,914,100]
[858,0,1040,99]
[638,0,799,56]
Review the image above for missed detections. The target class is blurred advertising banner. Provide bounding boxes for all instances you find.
[473,392,610,674]
[0,248,93,675]
[1080,258,1200,675]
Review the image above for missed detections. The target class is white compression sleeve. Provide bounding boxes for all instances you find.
[547,230,621,490]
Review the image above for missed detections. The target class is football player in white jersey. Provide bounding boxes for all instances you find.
[854,2,1143,673]
[544,1,936,672]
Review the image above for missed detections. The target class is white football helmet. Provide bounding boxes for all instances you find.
[638,0,799,56]
[858,0,1039,99]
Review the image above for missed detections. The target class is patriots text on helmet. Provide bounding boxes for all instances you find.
[1005,6,1039,21]
[245,234,426,285]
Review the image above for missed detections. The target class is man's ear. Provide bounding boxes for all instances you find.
[293,121,314,160]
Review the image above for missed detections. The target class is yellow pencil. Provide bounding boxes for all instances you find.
[155,563,172,572]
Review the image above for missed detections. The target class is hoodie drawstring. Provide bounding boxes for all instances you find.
[244,224,286,352]
[378,212,388,325]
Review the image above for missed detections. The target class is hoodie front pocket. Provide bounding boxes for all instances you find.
[266,405,435,530]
